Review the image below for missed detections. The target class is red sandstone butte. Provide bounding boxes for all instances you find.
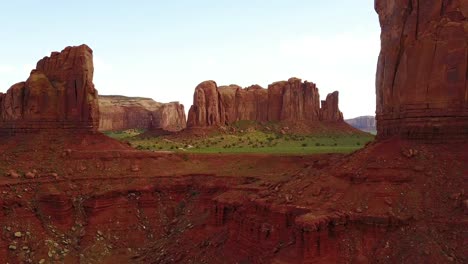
[98,95,186,132]
[375,0,468,139]
[0,45,99,133]
[320,91,343,122]
[187,78,344,128]
[187,80,224,127]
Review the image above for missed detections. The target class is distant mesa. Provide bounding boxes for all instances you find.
[0,44,99,134]
[187,78,349,131]
[345,116,376,134]
[99,95,186,132]
[375,0,468,139]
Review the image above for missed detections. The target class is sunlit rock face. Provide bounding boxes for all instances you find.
[0,45,99,133]
[375,0,468,140]
[187,78,343,128]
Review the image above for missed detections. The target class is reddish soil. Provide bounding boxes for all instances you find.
[0,132,466,263]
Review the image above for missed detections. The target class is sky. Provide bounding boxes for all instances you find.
[0,0,381,119]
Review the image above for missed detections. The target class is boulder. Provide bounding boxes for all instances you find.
[375,0,468,139]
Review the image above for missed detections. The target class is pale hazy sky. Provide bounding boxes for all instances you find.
[0,0,380,119]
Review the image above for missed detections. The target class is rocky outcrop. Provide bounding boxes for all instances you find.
[345,116,376,133]
[187,81,223,127]
[99,95,186,132]
[320,91,343,122]
[375,0,468,139]
[0,45,99,133]
[269,78,321,122]
[187,78,343,128]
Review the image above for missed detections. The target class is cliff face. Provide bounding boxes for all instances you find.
[98,95,186,132]
[187,78,343,128]
[187,81,223,127]
[345,116,376,133]
[375,0,468,139]
[0,45,99,133]
[320,91,343,122]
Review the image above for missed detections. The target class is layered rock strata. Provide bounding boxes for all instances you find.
[0,45,99,133]
[375,0,468,139]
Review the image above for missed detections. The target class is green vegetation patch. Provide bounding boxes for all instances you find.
[104,129,374,155]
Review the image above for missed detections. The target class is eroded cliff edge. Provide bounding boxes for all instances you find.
[0,45,99,134]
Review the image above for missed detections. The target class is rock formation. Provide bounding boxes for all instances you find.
[187,81,223,127]
[320,91,343,122]
[0,45,99,133]
[375,0,468,139]
[99,95,186,132]
[345,116,376,133]
[187,78,343,128]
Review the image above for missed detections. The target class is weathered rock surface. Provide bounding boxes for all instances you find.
[187,78,343,128]
[187,81,224,127]
[320,91,343,122]
[99,95,186,132]
[0,45,99,133]
[345,116,376,133]
[375,0,468,139]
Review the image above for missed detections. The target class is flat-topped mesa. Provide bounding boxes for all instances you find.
[0,45,99,134]
[98,95,186,132]
[186,77,344,128]
[375,0,468,140]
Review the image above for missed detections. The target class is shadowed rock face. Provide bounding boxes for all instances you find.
[0,45,99,133]
[375,0,468,139]
[98,95,186,132]
[320,91,343,122]
[187,78,343,127]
